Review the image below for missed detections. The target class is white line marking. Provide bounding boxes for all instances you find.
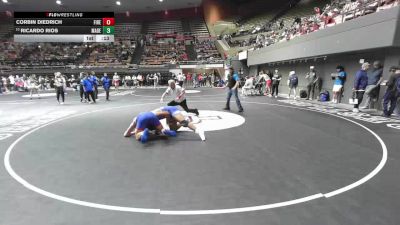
[3,100,388,215]
[160,194,324,215]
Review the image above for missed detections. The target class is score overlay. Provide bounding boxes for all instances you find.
[13,12,115,43]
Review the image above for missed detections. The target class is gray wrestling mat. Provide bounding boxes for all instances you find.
[0,88,399,225]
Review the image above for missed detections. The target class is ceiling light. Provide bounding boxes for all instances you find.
[56,0,62,5]
[116,1,121,5]
[159,0,163,2]
[2,0,8,3]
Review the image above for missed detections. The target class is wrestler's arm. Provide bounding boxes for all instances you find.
[124,117,137,137]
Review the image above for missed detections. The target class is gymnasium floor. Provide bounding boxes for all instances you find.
[1,88,399,225]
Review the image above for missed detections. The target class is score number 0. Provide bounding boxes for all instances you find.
[102,18,115,26]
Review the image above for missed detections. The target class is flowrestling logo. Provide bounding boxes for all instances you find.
[0,110,76,141]
[279,100,400,130]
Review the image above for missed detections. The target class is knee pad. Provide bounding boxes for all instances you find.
[180,119,189,127]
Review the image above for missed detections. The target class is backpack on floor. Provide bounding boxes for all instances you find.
[319,90,330,102]
[300,89,307,98]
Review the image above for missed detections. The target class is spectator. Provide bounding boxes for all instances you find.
[331,65,347,104]
[224,67,244,112]
[89,72,99,100]
[54,72,66,105]
[82,73,96,104]
[113,72,121,91]
[8,74,15,91]
[27,74,40,99]
[352,62,370,112]
[287,71,299,99]
[271,69,282,98]
[0,76,3,94]
[306,66,318,100]
[101,73,111,101]
[177,73,185,87]
[323,13,335,27]
[78,73,86,103]
[361,60,383,109]
[382,66,400,117]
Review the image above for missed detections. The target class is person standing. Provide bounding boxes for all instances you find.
[224,67,244,112]
[211,72,215,88]
[160,80,199,115]
[8,74,15,91]
[69,74,78,91]
[101,73,111,101]
[125,74,133,89]
[113,72,120,92]
[382,66,400,117]
[54,72,66,105]
[137,73,143,87]
[82,74,96,104]
[153,73,159,89]
[28,74,40,99]
[177,73,185,87]
[331,65,347,104]
[361,61,383,109]
[186,73,192,87]
[192,73,198,88]
[306,66,318,100]
[352,62,370,112]
[287,71,299,99]
[78,73,86,103]
[271,69,282,98]
[89,72,99,100]
[3,76,9,92]
[263,70,272,96]
[0,76,3,94]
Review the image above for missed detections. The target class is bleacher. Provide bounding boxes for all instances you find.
[223,0,399,53]
[147,20,183,34]
[141,39,187,65]
[0,23,13,39]
[84,42,133,66]
[194,37,222,62]
[114,23,142,40]
[278,0,330,29]
[189,19,209,36]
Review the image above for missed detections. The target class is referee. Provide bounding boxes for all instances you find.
[160,80,199,116]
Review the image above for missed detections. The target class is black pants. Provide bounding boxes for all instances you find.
[272,84,279,96]
[94,85,98,99]
[79,85,85,100]
[168,99,197,114]
[307,83,316,99]
[354,91,365,109]
[178,81,184,87]
[383,92,398,116]
[86,91,96,103]
[104,87,110,100]
[56,86,65,102]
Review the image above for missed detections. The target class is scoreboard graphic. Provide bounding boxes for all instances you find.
[13,12,115,43]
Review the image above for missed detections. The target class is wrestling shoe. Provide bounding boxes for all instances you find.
[140,128,150,143]
[194,109,199,116]
[163,129,177,137]
[196,128,206,141]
